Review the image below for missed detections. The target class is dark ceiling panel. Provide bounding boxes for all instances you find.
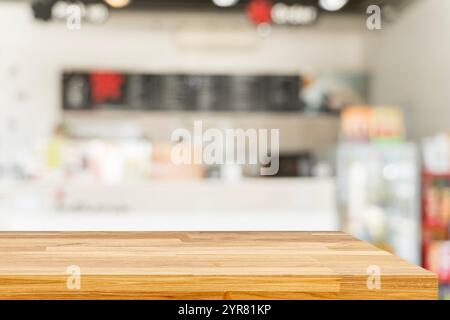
[29,0,408,14]
[122,0,393,13]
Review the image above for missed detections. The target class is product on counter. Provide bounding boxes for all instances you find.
[424,179,450,228]
[341,106,371,142]
[341,106,405,143]
[150,142,205,180]
[369,107,405,143]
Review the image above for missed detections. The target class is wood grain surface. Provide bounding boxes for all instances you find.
[0,232,437,300]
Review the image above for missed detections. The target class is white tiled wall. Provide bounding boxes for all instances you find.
[0,2,371,150]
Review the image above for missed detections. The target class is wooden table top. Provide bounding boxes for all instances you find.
[0,232,437,300]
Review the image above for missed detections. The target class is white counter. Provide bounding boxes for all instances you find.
[0,178,338,231]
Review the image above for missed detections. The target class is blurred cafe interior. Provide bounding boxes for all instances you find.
[0,0,450,298]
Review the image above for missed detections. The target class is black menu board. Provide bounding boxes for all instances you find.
[62,73,91,110]
[228,76,268,111]
[128,75,163,110]
[268,76,302,111]
[196,75,231,111]
[62,71,303,112]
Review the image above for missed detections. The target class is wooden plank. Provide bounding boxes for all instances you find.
[0,232,437,300]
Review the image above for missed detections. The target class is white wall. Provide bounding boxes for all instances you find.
[369,0,450,140]
[0,2,371,150]
[4,1,448,145]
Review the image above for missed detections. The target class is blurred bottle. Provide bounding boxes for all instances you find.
[46,124,65,169]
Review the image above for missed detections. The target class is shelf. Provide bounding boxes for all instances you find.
[422,171,450,180]
[62,109,340,119]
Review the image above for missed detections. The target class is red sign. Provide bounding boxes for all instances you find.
[246,0,272,25]
[90,71,124,103]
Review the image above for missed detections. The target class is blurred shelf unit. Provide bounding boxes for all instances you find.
[422,170,450,299]
[61,110,340,154]
[61,110,341,120]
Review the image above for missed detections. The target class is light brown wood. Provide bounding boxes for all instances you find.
[0,232,437,300]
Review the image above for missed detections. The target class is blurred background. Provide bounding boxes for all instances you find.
[0,0,449,298]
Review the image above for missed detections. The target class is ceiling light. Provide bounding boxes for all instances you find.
[88,4,109,23]
[318,0,348,12]
[104,0,132,9]
[51,1,69,20]
[212,0,239,8]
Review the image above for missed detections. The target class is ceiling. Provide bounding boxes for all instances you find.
[16,0,413,15]
[126,0,404,13]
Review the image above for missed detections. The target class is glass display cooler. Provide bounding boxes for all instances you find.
[337,142,421,265]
